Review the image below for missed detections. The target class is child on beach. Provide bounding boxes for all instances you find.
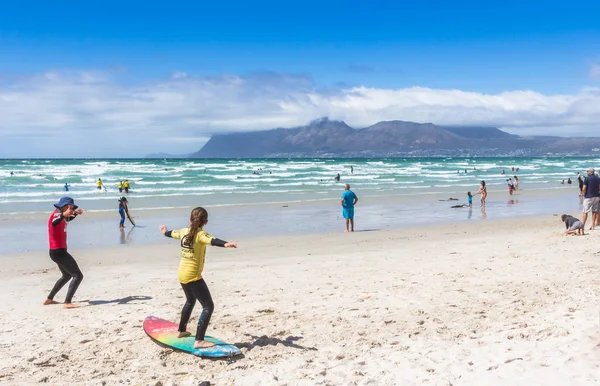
[159,207,237,348]
[44,197,86,308]
[561,214,585,235]
[118,197,128,228]
[467,191,473,207]
[507,179,515,195]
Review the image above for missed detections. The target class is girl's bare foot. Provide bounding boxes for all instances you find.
[63,303,80,309]
[178,331,191,338]
[194,340,215,348]
[42,299,59,305]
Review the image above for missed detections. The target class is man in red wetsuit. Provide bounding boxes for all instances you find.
[43,197,86,309]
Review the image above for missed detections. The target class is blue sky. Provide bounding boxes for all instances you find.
[0,1,599,156]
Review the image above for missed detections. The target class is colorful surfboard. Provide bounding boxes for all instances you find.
[143,316,241,358]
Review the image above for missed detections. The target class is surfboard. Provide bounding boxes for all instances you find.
[143,316,241,358]
[125,207,135,226]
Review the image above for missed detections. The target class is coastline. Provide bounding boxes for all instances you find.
[0,186,583,254]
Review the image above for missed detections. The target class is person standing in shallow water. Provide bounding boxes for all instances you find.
[341,183,358,232]
[118,197,129,229]
[474,180,487,206]
[43,197,86,309]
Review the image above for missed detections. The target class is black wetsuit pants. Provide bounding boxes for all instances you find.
[48,248,84,303]
[178,279,214,341]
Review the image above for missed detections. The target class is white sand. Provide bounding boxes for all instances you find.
[1,215,599,385]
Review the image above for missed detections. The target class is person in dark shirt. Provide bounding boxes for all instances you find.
[561,214,584,235]
[581,168,600,229]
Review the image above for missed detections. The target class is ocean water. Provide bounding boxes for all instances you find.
[0,157,592,216]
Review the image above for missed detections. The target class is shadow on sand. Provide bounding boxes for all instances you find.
[235,334,318,352]
[86,295,152,306]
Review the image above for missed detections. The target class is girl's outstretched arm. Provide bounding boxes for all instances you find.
[160,225,174,238]
[210,238,237,248]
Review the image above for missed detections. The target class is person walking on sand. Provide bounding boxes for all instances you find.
[43,197,86,309]
[581,168,600,230]
[513,176,519,191]
[341,183,358,232]
[159,207,237,349]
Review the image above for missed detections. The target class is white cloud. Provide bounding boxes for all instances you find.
[1,70,600,157]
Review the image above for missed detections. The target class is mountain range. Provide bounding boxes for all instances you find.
[150,118,600,158]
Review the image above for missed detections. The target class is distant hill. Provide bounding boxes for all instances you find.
[173,117,600,158]
[441,126,514,139]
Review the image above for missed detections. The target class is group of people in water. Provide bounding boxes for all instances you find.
[61,178,132,192]
[96,178,131,193]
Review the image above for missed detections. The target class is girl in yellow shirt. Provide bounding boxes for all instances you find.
[160,207,237,348]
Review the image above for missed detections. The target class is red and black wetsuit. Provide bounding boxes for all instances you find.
[47,210,83,303]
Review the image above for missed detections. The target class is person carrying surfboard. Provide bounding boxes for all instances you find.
[43,197,86,309]
[118,197,129,229]
[96,178,106,191]
[159,207,237,348]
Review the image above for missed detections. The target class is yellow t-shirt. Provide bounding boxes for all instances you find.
[170,227,214,284]
[123,181,130,188]
[96,180,102,187]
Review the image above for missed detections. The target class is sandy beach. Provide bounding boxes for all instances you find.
[1,213,599,385]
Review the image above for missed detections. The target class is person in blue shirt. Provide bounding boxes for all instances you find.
[467,191,473,207]
[64,183,70,192]
[341,184,358,232]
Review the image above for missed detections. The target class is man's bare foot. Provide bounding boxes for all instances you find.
[344,229,349,232]
[43,299,59,305]
[194,340,215,348]
[178,331,192,338]
[63,303,80,309]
